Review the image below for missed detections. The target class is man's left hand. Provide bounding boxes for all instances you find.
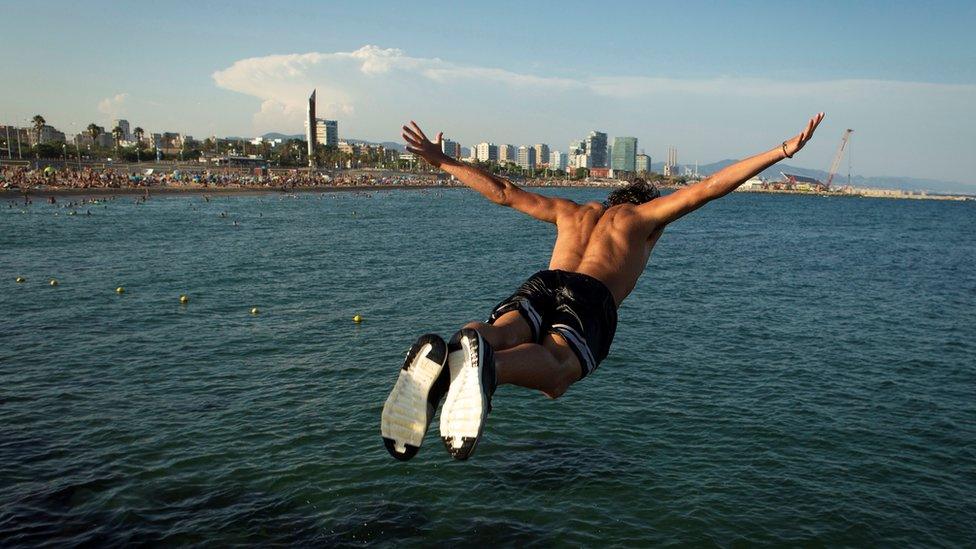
[402,121,448,168]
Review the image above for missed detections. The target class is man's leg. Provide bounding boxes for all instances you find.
[494,333,581,399]
[462,310,532,351]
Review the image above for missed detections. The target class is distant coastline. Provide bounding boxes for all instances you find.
[3,182,973,202]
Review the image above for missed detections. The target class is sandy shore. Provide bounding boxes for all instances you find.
[0,181,631,199]
[0,184,457,199]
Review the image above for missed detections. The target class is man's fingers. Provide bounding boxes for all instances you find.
[809,112,824,134]
[435,131,443,145]
[402,125,421,141]
[402,128,423,146]
[804,113,824,143]
[409,121,429,141]
[402,131,421,145]
[813,112,824,132]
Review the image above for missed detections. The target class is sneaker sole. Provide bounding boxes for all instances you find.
[439,331,489,460]
[380,334,447,461]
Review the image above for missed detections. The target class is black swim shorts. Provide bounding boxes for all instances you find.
[487,270,618,379]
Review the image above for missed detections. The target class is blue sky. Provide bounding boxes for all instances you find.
[2,1,974,183]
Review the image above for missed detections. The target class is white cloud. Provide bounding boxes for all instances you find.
[97,92,130,119]
[211,45,976,182]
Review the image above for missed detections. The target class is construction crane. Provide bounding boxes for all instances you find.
[824,129,853,189]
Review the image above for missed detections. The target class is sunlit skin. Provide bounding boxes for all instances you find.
[402,112,824,398]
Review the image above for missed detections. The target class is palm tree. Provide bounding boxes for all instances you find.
[111,126,124,157]
[31,114,45,138]
[133,127,145,162]
[31,115,46,156]
[87,123,101,144]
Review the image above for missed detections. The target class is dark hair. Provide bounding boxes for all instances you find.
[605,178,661,207]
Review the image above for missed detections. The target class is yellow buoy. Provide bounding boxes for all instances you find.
[15,277,25,283]
[49,279,59,287]
[179,294,189,304]
[116,287,125,294]
[353,314,363,323]
[250,307,260,315]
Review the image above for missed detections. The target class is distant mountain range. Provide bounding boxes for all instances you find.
[239,133,972,194]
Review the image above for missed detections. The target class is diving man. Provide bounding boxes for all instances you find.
[382,113,825,460]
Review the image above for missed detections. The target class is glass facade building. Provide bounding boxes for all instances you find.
[611,136,638,172]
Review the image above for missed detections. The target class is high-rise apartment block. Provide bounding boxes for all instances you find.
[636,153,652,173]
[113,119,131,141]
[441,138,461,159]
[586,131,607,167]
[569,153,592,170]
[475,142,498,162]
[533,144,550,166]
[550,151,567,171]
[517,145,536,170]
[316,119,338,147]
[498,144,516,163]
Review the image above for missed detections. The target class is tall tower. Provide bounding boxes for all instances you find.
[664,147,678,176]
[306,90,317,167]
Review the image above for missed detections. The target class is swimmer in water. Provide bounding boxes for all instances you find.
[382,113,825,461]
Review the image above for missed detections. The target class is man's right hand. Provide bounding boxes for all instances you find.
[402,121,449,168]
[783,112,825,158]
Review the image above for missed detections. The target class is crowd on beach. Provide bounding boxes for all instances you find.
[0,165,637,194]
[0,165,452,191]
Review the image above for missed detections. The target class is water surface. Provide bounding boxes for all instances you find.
[1,189,974,545]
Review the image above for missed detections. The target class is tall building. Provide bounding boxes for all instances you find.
[28,125,66,146]
[664,147,678,176]
[636,153,652,173]
[305,90,316,167]
[586,131,607,167]
[549,150,567,171]
[533,144,550,166]
[315,118,338,147]
[568,140,585,156]
[611,136,638,172]
[95,132,114,148]
[441,138,461,159]
[113,119,131,141]
[475,142,498,162]
[1,126,29,156]
[517,145,536,170]
[498,144,516,164]
[569,153,591,169]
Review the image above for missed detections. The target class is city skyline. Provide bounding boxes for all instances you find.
[1,1,974,183]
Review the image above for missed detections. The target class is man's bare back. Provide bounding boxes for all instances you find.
[548,201,663,306]
[382,114,824,461]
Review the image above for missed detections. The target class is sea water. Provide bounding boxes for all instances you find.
[1,188,974,545]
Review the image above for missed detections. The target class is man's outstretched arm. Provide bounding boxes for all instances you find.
[640,112,825,225]
[402,122,577,224]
